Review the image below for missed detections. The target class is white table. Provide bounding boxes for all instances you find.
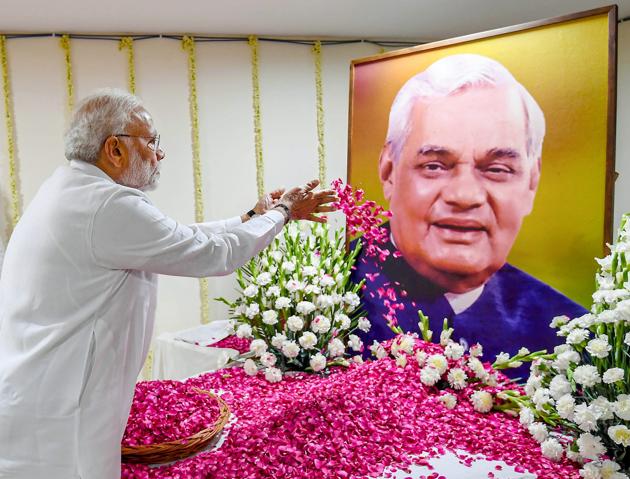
[152,332,239,380]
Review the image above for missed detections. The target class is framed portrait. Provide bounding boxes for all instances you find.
[348,6,617,311]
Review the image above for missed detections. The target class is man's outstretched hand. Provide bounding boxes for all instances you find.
[278,179,337,223]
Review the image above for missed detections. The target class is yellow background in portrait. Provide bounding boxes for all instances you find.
[348,13,611,308]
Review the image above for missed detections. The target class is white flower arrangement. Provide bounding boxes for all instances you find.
[218,221,369,382]
[497,213,630,478]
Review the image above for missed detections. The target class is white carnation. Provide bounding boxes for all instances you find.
[304,284,321,295]
[286,279,303,293]
[591,396,614,421]
[256,272,272,285]
[556,394,576,420]
[271,250,283,262]
[347,334,362,352]
[245,304,260,319]
[613,394,630,421]
[553,350,581,372]
[286,315,304,332]
[550,315,570,328]
[519,408,535,426]
[259,352,277,368]
[243,284,259,298]
[309,353,327,372]
[328,338,345,357]
[541,437,563,461]
[271,333,287,348]
[357,317,371,332]
[603,367,625,384]
[392,335,415,355]
[420,366,441,386]
[282,261,296,272]
[343,292,360,308]
[471,391,493,413]
[302,265,318,277]
[415,350,427,367]
[274,296,291,309]
[296,301,316,315]
[334,313,351,330]
[469,343,483,357]
[567,328,590,345]
[236,324,253,338]
[525,374,543,397]
[574,403,598,432]
[528,422,548,443]
[352,355,364,364]
[298,332,318,350]
[311,315,331,334]
[319,275,335,288]
[532,388,554,411]
[281,340,300,358]
[573,365,601,388]
[608,424,630,447]
[444,342,465,360]
[375,346,388,359]
[249,339,268,356]
[264,367,282,383]
[549,375,572,400]
[577,432,605,460]
[396,355,408,367]
[266,286,281,297]
[586,335,612,359]
[262,310,279,325]
[439,393,457,410]
[316,294,334,309]
[243,358,258,376]
[446,368,467,390]
[426,354,448,375]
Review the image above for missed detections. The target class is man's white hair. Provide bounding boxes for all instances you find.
[64,88,144,164]
[386,53,546,164]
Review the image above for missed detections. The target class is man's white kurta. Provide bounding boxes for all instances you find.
[0,161,285,478]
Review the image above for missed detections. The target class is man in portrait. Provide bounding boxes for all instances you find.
[352,54,587,376]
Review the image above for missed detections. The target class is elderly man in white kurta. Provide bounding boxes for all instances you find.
[0,89,335,479]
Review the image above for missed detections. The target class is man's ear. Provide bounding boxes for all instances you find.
[102,135,125,169]
[529,157,541,192]
[379,143,396,202]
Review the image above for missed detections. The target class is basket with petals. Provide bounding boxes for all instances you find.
[121,385,230,464]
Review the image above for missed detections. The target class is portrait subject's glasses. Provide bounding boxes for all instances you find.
[114,134,161,153]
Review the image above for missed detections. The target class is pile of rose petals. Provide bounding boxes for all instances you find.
[122,380,221,447]
[122,340,581,479]
[208,335,252,354]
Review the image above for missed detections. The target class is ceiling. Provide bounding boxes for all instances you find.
[1,0,629,41]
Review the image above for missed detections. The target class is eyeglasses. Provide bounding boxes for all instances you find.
[114,134,161,153]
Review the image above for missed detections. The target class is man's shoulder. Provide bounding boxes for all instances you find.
[487,263,588,317]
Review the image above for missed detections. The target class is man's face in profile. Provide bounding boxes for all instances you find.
[380,85,541,293]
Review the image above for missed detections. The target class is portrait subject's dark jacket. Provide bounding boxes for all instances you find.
[351,231,588,380]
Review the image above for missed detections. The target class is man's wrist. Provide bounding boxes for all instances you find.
[273,203,291,224]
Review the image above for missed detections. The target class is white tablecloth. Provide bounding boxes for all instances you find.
[152,332,239,380]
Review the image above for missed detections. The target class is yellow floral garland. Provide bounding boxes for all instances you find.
[248,36,264,197]
[118,37,136,94]
[0,36,20,230]
[312,41,326,185]
[59,35,74,113]
[182,35,210,324]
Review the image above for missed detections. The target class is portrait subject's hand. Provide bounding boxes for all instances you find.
[278,179,337,223]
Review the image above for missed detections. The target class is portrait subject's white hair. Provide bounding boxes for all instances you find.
[64,88,144,164]
[385,53,546,164]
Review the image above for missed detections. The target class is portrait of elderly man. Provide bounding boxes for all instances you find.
[0,89,336,478]
[352,54,587,375]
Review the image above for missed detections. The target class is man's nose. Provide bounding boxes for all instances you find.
[440,166,486,209]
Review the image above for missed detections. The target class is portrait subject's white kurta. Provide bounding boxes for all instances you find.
[0,160,284,478]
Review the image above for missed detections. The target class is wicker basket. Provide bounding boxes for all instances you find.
[121,388,231,464]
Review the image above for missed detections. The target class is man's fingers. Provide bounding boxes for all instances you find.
[304,179,320,192]
[305,213,326,223]
[270,188,285,199]
[315,205,336,213]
